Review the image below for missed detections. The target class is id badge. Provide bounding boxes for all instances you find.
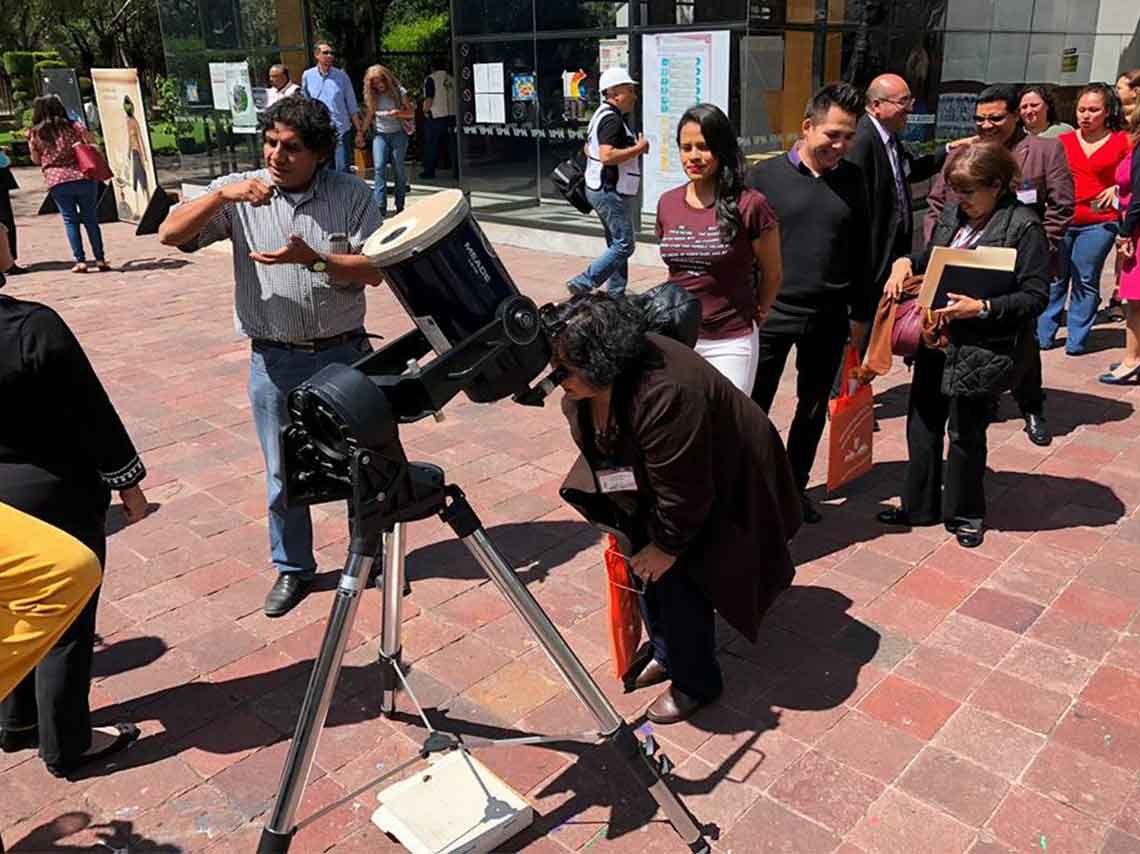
[597,467,637,493]
[902,159,912,178]
[1016,187,1038,205]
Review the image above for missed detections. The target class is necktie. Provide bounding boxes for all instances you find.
[888,136,909,225]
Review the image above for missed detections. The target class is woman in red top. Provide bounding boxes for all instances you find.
[656,103,782,393]
[1038,83,1129,355]
[27,95,110,273]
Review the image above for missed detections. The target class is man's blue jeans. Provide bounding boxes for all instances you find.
[248,336,369,576]
[568,188,638,296]
[1038,222,1118,354]
[372,131,409,215]
[333,129,355,173]
[50,180,104,263]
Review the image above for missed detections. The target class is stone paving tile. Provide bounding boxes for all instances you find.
[5,169,1140,852]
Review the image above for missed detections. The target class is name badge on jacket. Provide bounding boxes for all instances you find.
[1016,187,1038,205]
[597,467,637,493]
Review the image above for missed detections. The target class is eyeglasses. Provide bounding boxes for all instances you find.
[880,96,915,108]
[974,113,1010,125]
[319,50,335,56]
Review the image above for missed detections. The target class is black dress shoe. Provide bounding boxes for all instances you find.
[633,658,669,690]
[264,574,314,617]
[1023,413,1052,446]
[955,525,984,549]
[1,727,38,752]
[46,722,139,779]
[646,686,713,725]
[877,507,910,526]
[800,492,822,525]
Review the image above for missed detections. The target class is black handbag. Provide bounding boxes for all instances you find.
[551,153,592,215]
[631,282,702,348]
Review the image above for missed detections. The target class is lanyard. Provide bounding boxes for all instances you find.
[950,224,983,249]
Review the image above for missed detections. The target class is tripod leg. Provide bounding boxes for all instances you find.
[378,523,406,715]
[441,491,708,852]
[258,552,376,854]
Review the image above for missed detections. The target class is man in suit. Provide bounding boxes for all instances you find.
[925,83,1074,447]
[846,73,962,298]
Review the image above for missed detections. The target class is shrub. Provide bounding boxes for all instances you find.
[33,59,68,79]
[3,51,36,77]
[19,107,34,129]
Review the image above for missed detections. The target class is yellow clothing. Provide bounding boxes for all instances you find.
[0,502,101,701]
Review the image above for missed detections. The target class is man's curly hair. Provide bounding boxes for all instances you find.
[260,96,337,162]
[547,293,650,388]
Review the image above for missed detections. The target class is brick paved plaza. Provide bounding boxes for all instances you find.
[3,167,1140,853]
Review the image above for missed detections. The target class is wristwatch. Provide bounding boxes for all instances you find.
[977,300,991,320]
[307,254,328,274]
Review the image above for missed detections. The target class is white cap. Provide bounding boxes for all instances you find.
[599,67,638,94]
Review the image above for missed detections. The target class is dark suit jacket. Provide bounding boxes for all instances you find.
[559,334,802,641]
[845,114,948,289]
[925,130,1074,258]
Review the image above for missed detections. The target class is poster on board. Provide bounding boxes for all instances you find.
[208,63,229,109]
[225,62,258,133]
[91,68,158,223]
[599,37,629,73]
[40,68,86,127]
[473,62,505,123]
[640,31,731,214]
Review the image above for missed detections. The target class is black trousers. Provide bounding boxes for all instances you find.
[903,346,989,528]
[0,516,103,766]
[1005,324,1045,416]
[639,565,722,702]
[751,309,850,491]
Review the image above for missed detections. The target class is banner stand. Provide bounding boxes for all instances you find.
[135,187,175,236]
[37,183,120,224]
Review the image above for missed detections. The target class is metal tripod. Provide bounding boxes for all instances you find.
[257,466,709,853]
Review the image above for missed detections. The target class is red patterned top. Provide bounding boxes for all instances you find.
[28,122,89,187]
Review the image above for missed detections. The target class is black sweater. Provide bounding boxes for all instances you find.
[0,296,144,538]
[745,153,874,322]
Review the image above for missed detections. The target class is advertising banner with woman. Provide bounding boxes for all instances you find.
[91,69,158,223]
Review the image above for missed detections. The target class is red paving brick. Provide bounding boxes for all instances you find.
[5,167,1140,851]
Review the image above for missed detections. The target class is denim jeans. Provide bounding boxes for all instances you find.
[50,180,104,263]
[332,129,355,173]
[1038,222,1118,354]
[248,335,369,576]
[373,131,410,215]
[569,188,638,296]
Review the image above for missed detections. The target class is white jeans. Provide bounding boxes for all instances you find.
[694,324,759,394]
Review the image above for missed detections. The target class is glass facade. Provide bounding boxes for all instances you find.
[448,0,1140,226]
[152,0,1140,225]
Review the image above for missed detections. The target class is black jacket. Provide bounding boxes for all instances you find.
[845,115,947,289]
[0,296,145,541]
[912,197,1050,396]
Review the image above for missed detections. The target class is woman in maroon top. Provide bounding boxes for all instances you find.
[27,95,109,274]
[656,103,782,393]
[1038,83,1129,355]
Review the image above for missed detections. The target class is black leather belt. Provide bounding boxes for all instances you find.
[252,330,363,353]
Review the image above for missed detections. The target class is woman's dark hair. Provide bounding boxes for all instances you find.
[1076,82,1125,131]
[548,293,649,388]
[676,103,746,243]
[31,95,71,146]
[946,141,1019,195]
[259,96,337,161]
[1018,84,1059,125]
[122,95,135,116]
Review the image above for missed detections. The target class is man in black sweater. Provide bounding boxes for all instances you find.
[746,82,874,523]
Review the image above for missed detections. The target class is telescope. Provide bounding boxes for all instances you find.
[258,191,709,853]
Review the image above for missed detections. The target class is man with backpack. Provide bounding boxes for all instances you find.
[566,68,648,297]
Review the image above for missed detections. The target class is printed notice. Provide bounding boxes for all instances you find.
[473,62,506,124]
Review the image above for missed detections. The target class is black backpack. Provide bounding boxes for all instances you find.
[551,151,592,215]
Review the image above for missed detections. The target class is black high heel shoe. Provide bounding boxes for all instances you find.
[45,722,139,779]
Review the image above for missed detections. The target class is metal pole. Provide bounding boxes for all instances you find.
[259,553,375,854]
[460,530,622,735]
[459,529,707,850]
[379,523,406,715]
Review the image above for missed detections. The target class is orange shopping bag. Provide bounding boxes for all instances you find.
[604,534,643,680]
[827,344,874,492]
